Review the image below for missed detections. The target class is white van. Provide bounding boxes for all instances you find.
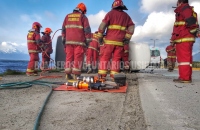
[149,47,161,68]
[129,42,151,72]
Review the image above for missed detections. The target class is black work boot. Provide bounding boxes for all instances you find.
[65,74,73,80]
[92,69,98,74]
[173,78,192,83]
[87,65,92,74]
[73,74,80,80]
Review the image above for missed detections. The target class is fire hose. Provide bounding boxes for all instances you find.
[0,79,65,130]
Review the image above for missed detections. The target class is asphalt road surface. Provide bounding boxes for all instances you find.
[138,69,200,130]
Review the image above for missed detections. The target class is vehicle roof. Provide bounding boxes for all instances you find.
[150,47,160,50]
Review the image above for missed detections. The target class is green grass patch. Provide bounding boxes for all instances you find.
[0,69,25,76]
[192,62,200,68]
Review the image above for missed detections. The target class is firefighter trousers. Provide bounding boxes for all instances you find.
[26,53,39,74]
[176,42,193,81]
[42,52,51,69]
[65,44,84,75]
[86,48,99,69]
[98,44,123,78]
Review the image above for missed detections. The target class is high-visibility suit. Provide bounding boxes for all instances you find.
[171,3,199,82]
[166,44,176,71]
[62,10,91,76]
[86,32,99,73]
[97,9,134,78]
[122,44,129,70]
[26,29,42,75]
[41,33,53,69]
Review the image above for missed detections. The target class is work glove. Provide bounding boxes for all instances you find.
[62,37,66,46]
[96,32,103,45]
[123,38,130,45]
[98,37,104,45]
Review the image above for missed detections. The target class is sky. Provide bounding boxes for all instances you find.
[0,0,200,60]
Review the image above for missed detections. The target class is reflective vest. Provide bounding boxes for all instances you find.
[27,30,41,53]
[62,11,91,46]
[171,3,199,43]
[99,9,134,46]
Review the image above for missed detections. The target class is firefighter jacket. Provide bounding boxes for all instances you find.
[98,9,134,46]
[27,29,42,53]
[41,33,53,54]
[88,33,99,52]
[166,45,176,58]
[171,3,199,43]
[62,11,91,46]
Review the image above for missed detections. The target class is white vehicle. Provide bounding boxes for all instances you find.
[129,42,151,72]
[149,47,161,68]
[55,36,151,72]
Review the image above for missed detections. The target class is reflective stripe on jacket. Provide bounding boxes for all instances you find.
[27,30,41,53]
[171,3,198,43]
[62,11,91,46]
[99,9,134,46]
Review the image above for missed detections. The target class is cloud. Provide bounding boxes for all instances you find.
[44,11,56,20]
[132,11,174,43]
[0,42,17,53]
[88,10,107,32]
[20,14,42,23]
[20,14,31,22]
[140,0,175,13]
[140,0,200,13]
[0,42,27,54]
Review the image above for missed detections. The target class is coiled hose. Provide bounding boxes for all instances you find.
[0,80,64,130]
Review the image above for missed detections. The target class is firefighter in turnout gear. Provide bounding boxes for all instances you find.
[26,22,43,76]
[166,42,176,72]
[97,0,135,80]
[62,3,91,80]
[86,31,100,74]
[41,28,53,69]
[171,0,199,83]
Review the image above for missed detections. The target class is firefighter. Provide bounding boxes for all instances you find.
[62,3,91,80]
[171,0,199,83]
[166,42,176,72]
[41,28,53,69]
[122,44,129,73]
[26,22,43,76]
[96,0,135,80]
[86,31,99,74]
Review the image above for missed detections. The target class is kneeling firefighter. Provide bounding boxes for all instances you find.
[62,3,91,80]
